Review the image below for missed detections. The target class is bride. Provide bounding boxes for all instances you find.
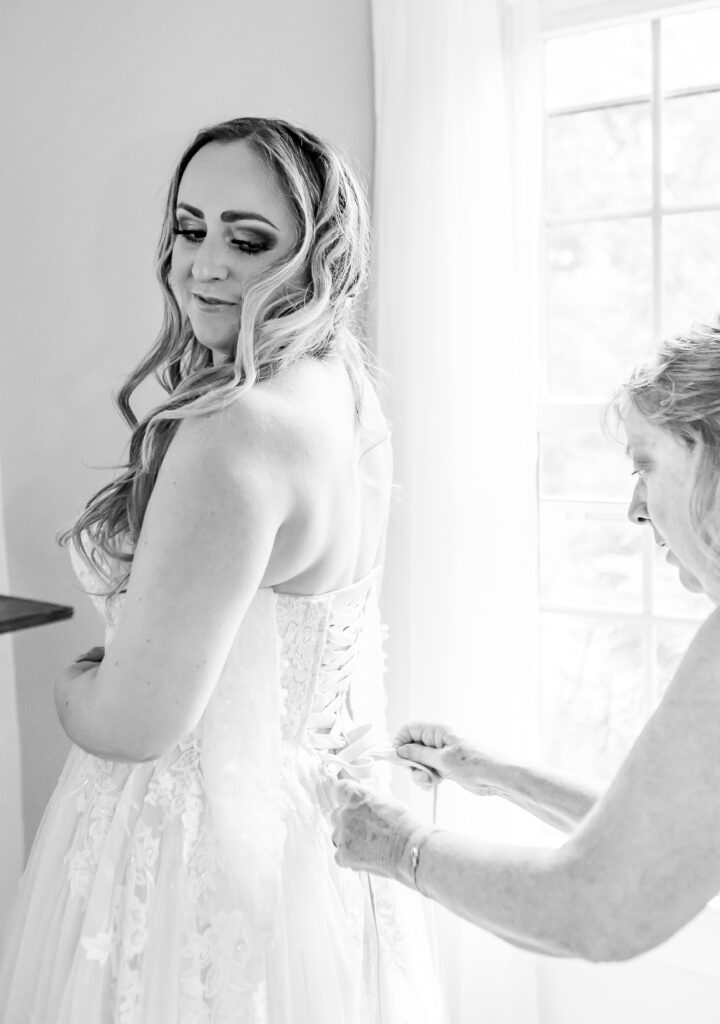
[0,116,446,1023]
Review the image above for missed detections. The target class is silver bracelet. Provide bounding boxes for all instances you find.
[410,828,440,895]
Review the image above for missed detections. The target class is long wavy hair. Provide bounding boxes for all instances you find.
[59,116,381,598]
[607,317,720,566]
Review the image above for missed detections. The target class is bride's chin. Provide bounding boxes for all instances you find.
[191,333,236,364]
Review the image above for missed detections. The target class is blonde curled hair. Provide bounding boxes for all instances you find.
[59,116,381,596]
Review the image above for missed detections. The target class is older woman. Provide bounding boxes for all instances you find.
[332,320,720,962]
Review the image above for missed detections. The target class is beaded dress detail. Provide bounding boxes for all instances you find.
[0,543,447,1024]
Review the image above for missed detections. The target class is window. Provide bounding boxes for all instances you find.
[539,5,720,780]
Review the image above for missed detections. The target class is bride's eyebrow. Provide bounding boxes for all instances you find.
[176,202,278,230]
[176,203,205,220]
[221,210,278,229]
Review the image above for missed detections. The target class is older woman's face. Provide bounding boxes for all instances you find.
[170,139,298,364]
[625,403,719,601]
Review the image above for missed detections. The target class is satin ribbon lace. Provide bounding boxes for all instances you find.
[310,594,439,818]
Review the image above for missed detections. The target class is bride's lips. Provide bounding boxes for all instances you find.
[192,293,238,312]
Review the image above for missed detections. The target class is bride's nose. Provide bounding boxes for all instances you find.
[191,236,230,282]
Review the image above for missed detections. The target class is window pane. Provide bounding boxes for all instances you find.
[547,219,653,398]
[655,620,703,699]
[539,430,629,502]
[663,91,720,205]
[547,103,651,217]
[663,7,720,93]
[545,23,650,110]
[541,613,646,778]
[540,505,642,612]
[663,210,720,338]
[652,543,714,619]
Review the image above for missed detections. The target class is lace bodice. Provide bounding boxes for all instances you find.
[274,571,388,775]
[66,543,392,1017]
[69,543,388,774]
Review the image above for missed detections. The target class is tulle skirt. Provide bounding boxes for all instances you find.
[0,739,446,1023]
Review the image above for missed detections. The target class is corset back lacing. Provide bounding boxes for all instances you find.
[309,585,440,1015]
[309,589,439,821]
[309,596,381,779]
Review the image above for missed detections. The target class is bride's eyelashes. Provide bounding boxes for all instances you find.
[171,226,272,256]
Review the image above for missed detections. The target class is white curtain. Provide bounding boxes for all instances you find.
[370,1,544,1021]
[0,450,24,928]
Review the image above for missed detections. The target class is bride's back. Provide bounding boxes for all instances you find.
[254,355,393,596]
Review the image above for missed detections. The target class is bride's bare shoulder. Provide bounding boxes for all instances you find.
[173,358,355,473]
[259,355,355,415]
[232,357,357,446]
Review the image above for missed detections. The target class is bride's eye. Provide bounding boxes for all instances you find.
[231,238,270,255]
[172,227,204,244]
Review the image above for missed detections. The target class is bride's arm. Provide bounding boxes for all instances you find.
[55,395,310,762]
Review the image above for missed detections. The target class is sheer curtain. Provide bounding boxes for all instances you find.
[370,1,544,1021]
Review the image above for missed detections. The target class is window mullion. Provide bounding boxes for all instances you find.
[651,18,663,340]
[647,19,663,712]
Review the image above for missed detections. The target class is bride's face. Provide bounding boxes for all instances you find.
[170,139,299,365]
[625,403,720,602]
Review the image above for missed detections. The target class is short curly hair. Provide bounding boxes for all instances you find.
[608,316,720,564]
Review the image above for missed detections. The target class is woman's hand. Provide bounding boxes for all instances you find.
[330,780,431,885]
[394,721,506,797]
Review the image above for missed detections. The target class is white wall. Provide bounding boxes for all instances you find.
[0,454,23,925]
[0,0,373,863]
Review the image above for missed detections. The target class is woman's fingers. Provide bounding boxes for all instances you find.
[410,767,435,790]
[393,723,455,782]
[395,741,443,772]
[330,777,367,810]
[330,781,375,858]
[330,781,422,875]
[394,721,453,750]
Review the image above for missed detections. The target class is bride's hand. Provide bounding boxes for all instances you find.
[394,721,506,797]
[73,646,105,664]
[55,648,105,709]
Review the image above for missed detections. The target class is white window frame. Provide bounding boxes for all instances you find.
[540,0,720,35]
[539,0,720,968]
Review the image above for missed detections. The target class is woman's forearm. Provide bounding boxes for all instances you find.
[396,725,604,834]
[406,831,602,959]
[498,762,605,834]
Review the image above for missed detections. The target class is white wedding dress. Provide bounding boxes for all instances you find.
[0,538,447,1023]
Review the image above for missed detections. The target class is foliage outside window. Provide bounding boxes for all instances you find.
[539,6,720,780]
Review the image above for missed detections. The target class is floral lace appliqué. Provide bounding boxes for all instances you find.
[275,596,329,740]
[66,734,265,1022]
